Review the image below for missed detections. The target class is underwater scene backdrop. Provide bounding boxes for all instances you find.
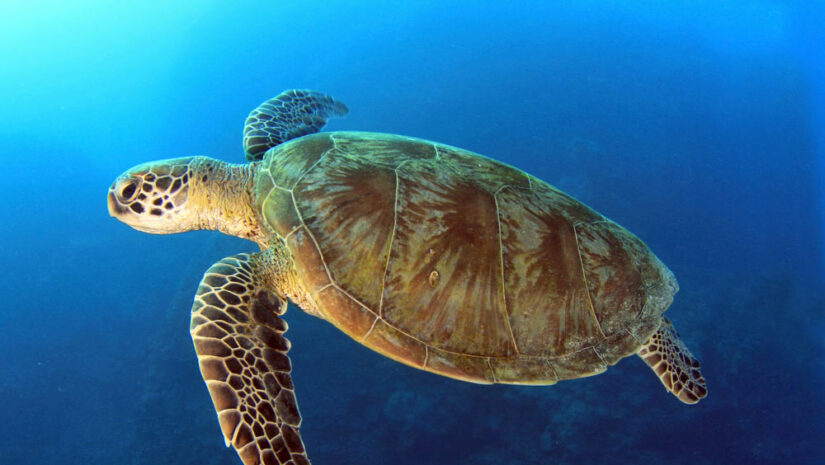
[1,1,823,464]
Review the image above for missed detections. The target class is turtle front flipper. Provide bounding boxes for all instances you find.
[243,89,348,161]
[637,317,708,404]
[191,253,309,465]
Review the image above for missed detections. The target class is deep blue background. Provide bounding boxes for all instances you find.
[1,1,823,464]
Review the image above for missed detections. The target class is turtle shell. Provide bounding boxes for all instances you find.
[256,132,678,384]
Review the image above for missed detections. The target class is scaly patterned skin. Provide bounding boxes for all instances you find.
[191,252,309,465]
[638,318,708,404]
[243,89,348,161]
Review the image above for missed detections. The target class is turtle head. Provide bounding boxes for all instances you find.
[109,156,261,241]
[108,157,200,234]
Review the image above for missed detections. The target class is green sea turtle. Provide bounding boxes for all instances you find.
[108,90,707,465]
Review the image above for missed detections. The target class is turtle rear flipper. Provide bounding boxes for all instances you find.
[243,89,348,161]
[191,253,310,465]
[637,317,708,404]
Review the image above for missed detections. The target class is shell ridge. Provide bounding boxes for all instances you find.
[572,222,606,339]
[360,316,381,343]
[330,282,377,316]
[288,144,336,190]
[485,358,498,383]
[493,185,520,356]
[542,359,559,381]
[625,327,642,345]
[377,161,406,316]
[287,146,339,287]
[258,190,278,237]
[592,346,607,365]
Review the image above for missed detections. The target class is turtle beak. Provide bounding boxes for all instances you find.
[108,186,125,217]
[107,189,119,216]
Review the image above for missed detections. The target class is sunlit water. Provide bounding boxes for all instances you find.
[1,2,823,464]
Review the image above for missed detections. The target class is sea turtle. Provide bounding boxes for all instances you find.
[108,90,707,465]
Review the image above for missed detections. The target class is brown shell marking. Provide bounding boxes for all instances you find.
[575,222,647,336]
[293,154,396,311]
[261,132,674,383]
[382,160,516,357]
[497,187,603,355]
[329,132,438,169]
[436,144,532,191]
[266,133,335,189]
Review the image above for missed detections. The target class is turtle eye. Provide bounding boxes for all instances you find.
[121,181,137,199]
[115,177,141,203]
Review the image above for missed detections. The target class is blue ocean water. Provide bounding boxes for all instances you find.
[2,1,823,464]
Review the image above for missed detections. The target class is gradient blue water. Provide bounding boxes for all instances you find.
[2,2,823,464]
